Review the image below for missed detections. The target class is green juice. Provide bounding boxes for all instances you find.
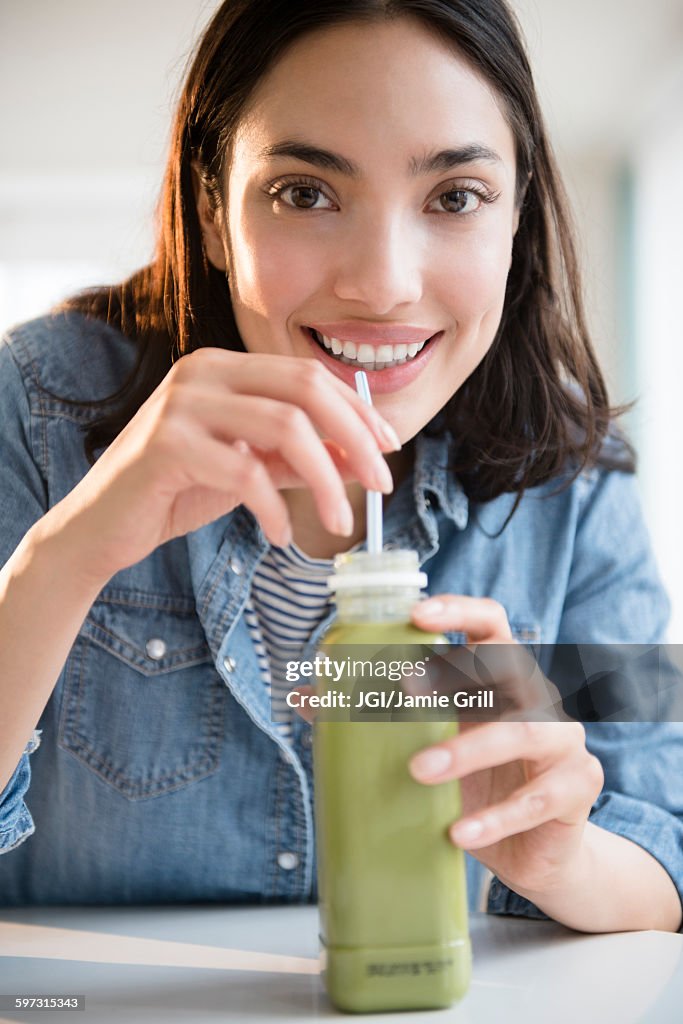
[313,552,471,1013]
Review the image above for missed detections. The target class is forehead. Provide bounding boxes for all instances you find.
[233,17,516,172]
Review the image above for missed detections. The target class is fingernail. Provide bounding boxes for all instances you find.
[415,598,446,618]
[373,454,394,494]
[450,819,484,845]
[376,418,402,452]
[410,747,451,780]
[335,500,354,537]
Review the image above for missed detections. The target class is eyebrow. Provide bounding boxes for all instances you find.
[259,140,502,177]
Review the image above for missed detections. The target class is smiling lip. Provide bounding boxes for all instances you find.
[302,325,443,394]
[306,322,438,345]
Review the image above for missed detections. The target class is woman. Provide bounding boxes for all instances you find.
[0,0,681,931]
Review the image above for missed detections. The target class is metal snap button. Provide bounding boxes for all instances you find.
[229,556,244,576]
[277,851,299,871]
[223,655,237,673]
[145,638,167,661]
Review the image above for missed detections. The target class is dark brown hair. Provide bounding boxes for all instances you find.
[59,0,634,499]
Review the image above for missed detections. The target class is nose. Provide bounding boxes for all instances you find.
[332,210,423,314]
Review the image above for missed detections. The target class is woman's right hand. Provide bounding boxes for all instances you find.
[48,347,400,586]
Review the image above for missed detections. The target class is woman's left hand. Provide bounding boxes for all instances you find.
[409,594,604,902]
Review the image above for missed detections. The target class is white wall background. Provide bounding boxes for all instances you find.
[512,0,683,637]
[1,1,682,634]
[0,0,221,315]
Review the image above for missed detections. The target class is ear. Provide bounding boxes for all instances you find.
[191,160,228,272]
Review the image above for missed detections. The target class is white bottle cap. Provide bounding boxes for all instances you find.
[327,570,428,592]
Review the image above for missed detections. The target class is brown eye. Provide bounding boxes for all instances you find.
[439,189,480,214]
[284,185,322,209]
[266,178,338,211]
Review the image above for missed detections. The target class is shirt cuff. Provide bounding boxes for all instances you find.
[588,791,683,930]
[487,790,683,928]
[0,729,41,854]
[487,877,551,921]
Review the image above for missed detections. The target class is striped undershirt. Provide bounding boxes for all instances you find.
[243,542,335,741]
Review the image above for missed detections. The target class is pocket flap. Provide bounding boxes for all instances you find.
[82,595,212,676]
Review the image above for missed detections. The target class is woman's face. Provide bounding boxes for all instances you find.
[204,17,519,441]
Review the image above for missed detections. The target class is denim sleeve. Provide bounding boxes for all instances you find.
[488,469,683,926]
[0,335,50,853]
[0,336,50,561]
[0,731,42,853]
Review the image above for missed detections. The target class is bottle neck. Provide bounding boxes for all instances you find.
[334,586,423,624]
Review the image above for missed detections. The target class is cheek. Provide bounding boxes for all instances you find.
[434,227,511,321]
[230,211,319,317]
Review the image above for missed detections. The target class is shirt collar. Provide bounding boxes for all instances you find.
[186,428,469,653]
[412,431,469,530]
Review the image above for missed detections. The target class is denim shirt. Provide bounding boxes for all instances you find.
[1,311,682,923]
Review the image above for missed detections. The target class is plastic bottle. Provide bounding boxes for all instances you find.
[313,549,471,1013]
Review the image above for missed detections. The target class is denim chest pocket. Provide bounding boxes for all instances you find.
[509,621,541,645]
[444,620,541,645]
[58,593,225,800]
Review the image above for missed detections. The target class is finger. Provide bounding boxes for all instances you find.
[190,393,364,536]
[185,388,393,514]
[180,349,402,455]
[409,721,588,783]
[175,434,292,546]
[220,386,395,498]
[448,753,604,849]
[261,440,358,489]
[411,595,513,642]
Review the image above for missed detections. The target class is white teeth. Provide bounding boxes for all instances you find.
[311,329,434,369]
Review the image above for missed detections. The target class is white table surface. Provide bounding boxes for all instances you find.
[1,905,682,1023]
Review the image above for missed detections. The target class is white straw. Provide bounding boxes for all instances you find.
[354,370,383,554]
